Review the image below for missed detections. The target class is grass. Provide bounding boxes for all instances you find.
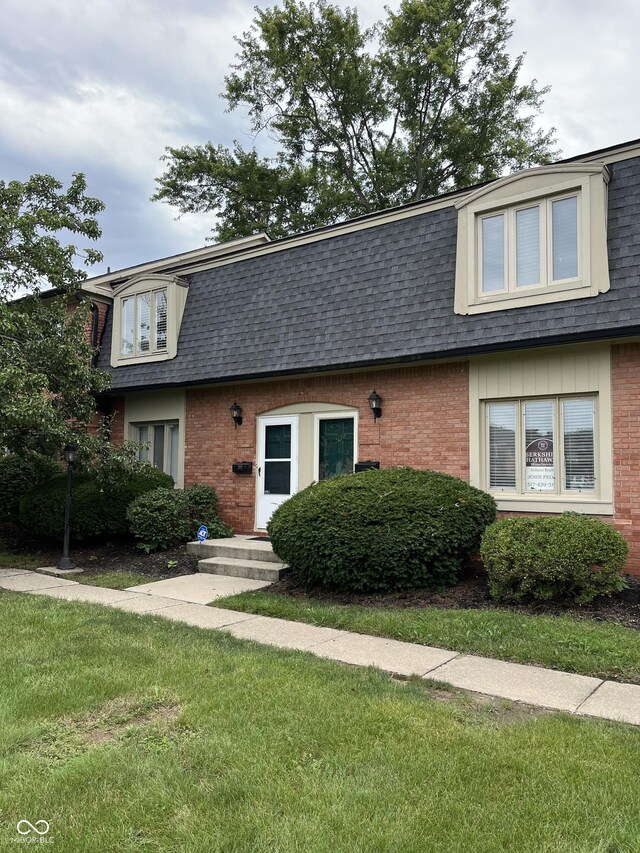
[79,571,154,590]
[0,590,639,852]
[215,590,640,684]
[0,551,40,570]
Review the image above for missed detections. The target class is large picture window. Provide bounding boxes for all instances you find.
[486,396,596,496]
[479,194,578,296]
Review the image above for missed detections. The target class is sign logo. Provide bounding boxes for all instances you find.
[17,820,49,836]
[197,525,208,542]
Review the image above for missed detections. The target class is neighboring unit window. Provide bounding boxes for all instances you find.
[485,397,596,496]
[120,289,168,357]
[480,194,578,296]
[134,422,179,483]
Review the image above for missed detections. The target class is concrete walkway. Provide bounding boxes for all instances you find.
[1,568,639,726]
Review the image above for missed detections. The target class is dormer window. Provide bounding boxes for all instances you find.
[111,274,188,366]
[121,288,168,356]
[455,164,610,315]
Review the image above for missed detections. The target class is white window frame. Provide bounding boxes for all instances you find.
[121,287,168,357]
[454,163,610,315]
[478,193,581,297]
[484,395,598,498]
[133,420,180,483]
[110,273,188,367]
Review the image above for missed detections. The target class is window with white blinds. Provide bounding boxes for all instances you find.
[120,288,168,356]
[486,396,596,496]
[480,193,579,295]
[134,421,179,483]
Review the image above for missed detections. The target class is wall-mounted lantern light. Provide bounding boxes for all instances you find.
[368,389,382,422]
[230,402,243,427]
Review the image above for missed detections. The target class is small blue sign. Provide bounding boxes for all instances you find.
[197,525,208,542]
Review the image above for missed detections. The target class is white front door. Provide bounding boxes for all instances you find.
[256,416,299,530]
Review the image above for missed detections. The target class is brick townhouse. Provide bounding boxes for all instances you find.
[82,138,640,572]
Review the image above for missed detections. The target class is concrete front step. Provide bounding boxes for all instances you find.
[198,556,288,583]
[187,537,282,564]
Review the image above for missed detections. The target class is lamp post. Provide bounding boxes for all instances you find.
[58,443,78,570]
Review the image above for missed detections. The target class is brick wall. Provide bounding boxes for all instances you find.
[612,343,640,573]
[183,362,469,533]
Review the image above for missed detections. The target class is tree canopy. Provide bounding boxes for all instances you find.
[0,173,110,457]
[154,0,558,241]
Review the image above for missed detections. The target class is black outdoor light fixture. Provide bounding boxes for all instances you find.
[368,389,382,422]
[230,402,243,427]
[58,442,78,570]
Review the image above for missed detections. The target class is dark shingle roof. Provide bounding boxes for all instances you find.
[99,156,640,391]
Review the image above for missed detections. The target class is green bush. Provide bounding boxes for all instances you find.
[127,483,233,552]
[267,467,496,593]
[481,516,628,605]
[19,464,172,543]
[0,454,60,522]
[127,488,191,552]
[185,483,232,539]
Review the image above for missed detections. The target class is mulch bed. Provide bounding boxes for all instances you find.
[2,523,638,629]
[269,561,640,631]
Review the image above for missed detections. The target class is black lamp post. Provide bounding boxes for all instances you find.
[368,389,382,422]
[58,443,78,570]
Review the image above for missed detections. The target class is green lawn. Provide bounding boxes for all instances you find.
[0,591,639,852]
[79,570,154,590]
[0,551,40,570]
[215,590,640,684]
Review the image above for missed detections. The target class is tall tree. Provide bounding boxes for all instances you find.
[154,0,557,241]
[0,173,110,456]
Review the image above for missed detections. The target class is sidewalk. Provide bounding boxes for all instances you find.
[1,568,638,726]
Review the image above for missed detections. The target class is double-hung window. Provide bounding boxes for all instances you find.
[486,396,596,496]
[121,289,168,357]
[134,421,180,483]
[480,194,579,296]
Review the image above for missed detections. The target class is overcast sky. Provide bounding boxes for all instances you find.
[1,0,638,274]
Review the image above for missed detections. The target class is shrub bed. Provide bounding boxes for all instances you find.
[20,465,172,543]
[267,467,496,593]
[0,454,60,522]
[481,516,628,605]
[127,483,233,552]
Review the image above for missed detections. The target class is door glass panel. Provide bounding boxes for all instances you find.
[264,461,291,494]
[168,423,179,483]
[265,424,291,459]
[137,425,149,462]
[319,418,354,480]
[153,425,165,471]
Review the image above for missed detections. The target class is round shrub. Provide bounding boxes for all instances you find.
[481,516,628,605]
[19,465,173,543]
[127,488,191,552]
[0,454,60,522]
[185,483,232,539]
[267,467,496,593]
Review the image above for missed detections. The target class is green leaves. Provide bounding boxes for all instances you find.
[0,172,109,456]
[154,0,558,239]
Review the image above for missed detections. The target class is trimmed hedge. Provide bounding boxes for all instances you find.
[19,465,172,543]
[0,454,60,522]
[127,483,233,552]
[267,467,496,593]
[481,516,628,605]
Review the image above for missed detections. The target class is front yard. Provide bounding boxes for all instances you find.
[1,591,639,852]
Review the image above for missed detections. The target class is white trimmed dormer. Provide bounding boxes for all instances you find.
[454,163,610,315]
[110,273,188,367]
